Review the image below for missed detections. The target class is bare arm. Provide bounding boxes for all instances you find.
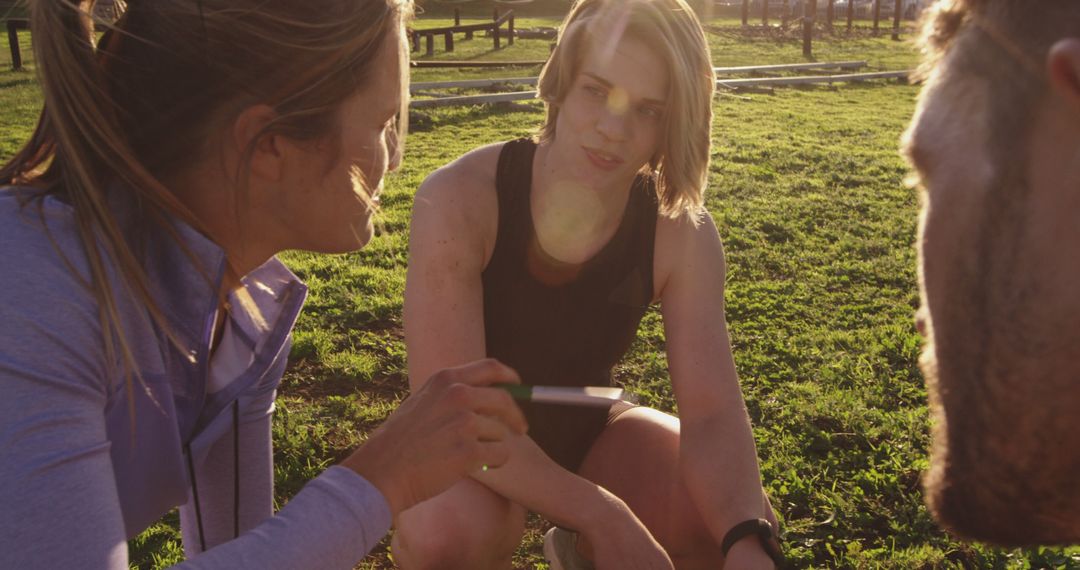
[656,213,777,568]
[403,154,670,567]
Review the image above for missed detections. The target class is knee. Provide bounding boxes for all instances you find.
[392,500,522,570]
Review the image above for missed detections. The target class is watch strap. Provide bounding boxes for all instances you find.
[721,518,785,566]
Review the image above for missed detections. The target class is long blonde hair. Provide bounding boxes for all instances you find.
[536,0,715,220]
[0,0,412,408]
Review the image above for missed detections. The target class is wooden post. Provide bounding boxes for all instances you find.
[742,0,749,26]
[454,8,461,26]
[781,0,789,28]
[891,0,902,40]
[494,22,501,50]
[425,33,434,57]
[762,0,769,25]
[508,14,515,46]
[826,0,835,31]
[847,0,854,30]
[802,0,815,57]
[494,8,500,21]
[872,0,881,35]
[445,31,454,52]
[7,19,30,71]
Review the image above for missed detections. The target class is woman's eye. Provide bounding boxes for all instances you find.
[639,106,661,119]
[584,85,605,98]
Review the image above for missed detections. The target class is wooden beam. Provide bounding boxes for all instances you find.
[409,62,869,93]
[717,70,908,88]
[409,71,910,108]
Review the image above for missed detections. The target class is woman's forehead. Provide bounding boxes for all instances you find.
[578,33,669,102]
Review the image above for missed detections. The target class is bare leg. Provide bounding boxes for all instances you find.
[577,407,725,570]
[392,478,526,570]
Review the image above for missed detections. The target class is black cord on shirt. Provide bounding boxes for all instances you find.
[185,399,242,554]
[232,399,240,539]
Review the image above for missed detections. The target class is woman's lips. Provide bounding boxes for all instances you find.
[584,146,624,172]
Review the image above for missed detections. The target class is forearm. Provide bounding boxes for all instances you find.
[174,467,390,570]
[681,412,770,542]
[472,433,635,533]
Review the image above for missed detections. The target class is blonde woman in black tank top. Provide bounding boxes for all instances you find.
[398,1,780,568]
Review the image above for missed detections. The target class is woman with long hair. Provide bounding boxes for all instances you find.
[0,1,525,567]
[399,0,781,568]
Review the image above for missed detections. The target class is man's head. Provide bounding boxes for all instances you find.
[903,0,1080,546]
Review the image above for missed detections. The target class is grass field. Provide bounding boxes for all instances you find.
[3,14,1080,570]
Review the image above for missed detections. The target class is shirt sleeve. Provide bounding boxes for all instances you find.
[178,350,394,569]
[0,218,131,569]
[175,467,392,570]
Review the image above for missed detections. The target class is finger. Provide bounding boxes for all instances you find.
[465,386,528,434]
[470,440,512,471]
[470,413,514,443]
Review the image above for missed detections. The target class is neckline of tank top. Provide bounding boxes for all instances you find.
[521,142,650,271]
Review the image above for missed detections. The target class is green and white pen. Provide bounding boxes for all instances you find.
[498,385,636,407]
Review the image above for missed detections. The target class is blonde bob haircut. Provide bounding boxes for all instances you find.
[536,0,716,220]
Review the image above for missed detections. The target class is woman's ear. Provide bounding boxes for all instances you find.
[231,104,283,184]
[1047,39,1080,114]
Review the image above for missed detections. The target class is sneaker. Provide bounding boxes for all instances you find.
[542,526,595,570]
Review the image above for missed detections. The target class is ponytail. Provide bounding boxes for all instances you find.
[1,1,201,414]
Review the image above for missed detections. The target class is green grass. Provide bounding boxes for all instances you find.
[3,14,1080,570]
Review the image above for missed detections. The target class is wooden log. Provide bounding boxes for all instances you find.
[454,8,461,27]
[826,0,835,31]
[425,34,434,57]
[411,59,547,68]
[717,69,908,87]
[409,71,910,108]
[847,0,854,30]
[409,61,868,92]
[742,0,750,26]
[762,0,769,25]
[411,90,537,109]
[445,31,454,52]
[873,0,882,35]
[508,14,514,46]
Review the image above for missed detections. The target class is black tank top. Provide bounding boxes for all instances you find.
[482,138,658,470]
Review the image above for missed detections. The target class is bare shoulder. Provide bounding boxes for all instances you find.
[409,142,508,265]
[414,142,504,219]
[653,209,726,297]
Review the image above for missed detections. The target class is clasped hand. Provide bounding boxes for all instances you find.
[342,359,527,516]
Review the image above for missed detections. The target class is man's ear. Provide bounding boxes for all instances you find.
[1047,39,1080,113]
[231,104,283,183]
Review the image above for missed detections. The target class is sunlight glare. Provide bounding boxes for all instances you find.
[607,86,630,116]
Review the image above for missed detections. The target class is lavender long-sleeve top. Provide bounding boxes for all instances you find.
[0,187,391,568]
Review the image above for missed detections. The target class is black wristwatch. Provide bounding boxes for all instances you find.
[720,518,785,567]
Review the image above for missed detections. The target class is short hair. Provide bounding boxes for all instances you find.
[536,0,715,221]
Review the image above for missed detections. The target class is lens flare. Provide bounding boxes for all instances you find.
[607,86,630,116]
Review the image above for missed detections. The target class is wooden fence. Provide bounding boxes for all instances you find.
[411,9,515,57]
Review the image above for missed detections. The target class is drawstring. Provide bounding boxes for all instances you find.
[185,399,242,553]
[232,399,240,538]
[185,442,208,552]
